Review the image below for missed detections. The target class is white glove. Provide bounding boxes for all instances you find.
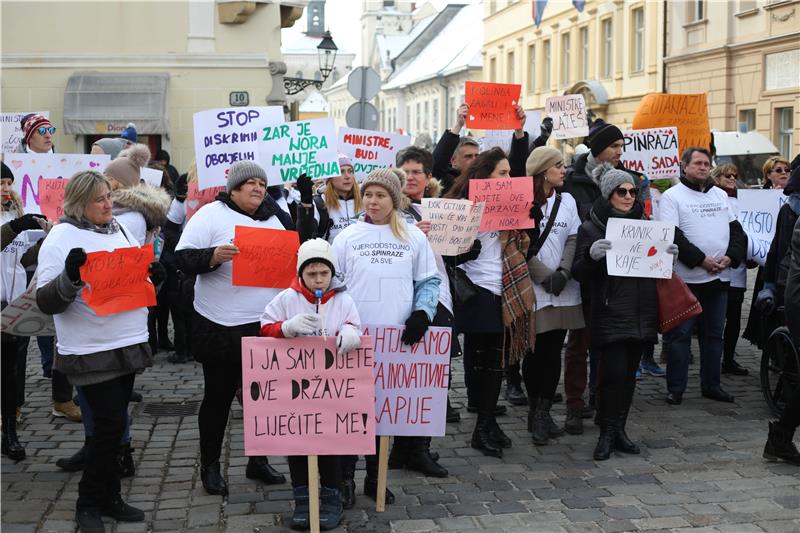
[590,239,612,261]
[281,313,319,338]
[337,324,362,355]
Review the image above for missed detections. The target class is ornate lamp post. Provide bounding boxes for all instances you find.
[283,31,338,95]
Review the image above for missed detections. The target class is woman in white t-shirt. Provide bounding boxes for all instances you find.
[443,147,539,458]
[525,147,585,446]
[332,167,440,507]
[175,161,316,498]
[36,170,161,531]
[314,154,363,243]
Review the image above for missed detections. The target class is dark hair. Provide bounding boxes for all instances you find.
[155,149,170,164]
[445,147,508,199]
[681,147,712,167]
[396,146,433,175]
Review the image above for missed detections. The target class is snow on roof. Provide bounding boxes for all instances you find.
[299,90,330,113]
[282,32,354,56]
[375,14,436,69]
[382,3,482,90]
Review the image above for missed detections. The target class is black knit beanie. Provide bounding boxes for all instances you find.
[588,122,624,157]
[1,162,13,182]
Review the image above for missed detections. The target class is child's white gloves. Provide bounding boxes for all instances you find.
[281,314,319,338]
[337,324,362,355]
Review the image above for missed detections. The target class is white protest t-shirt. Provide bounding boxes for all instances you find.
[115,211,147,246]
[719,195,746,289]
[260,286,361,337]
[408,203,453,314]
[1,211,31,303]
[166,198,187,227]
[533,192,581,310]
[36,222,149,355]
[658,182,734,284]
[332,220,438,325]
[459,231,503,296]
[175,201,285,326]
[327,198,360,243]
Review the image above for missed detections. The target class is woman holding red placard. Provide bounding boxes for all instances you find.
[35,170,163,533]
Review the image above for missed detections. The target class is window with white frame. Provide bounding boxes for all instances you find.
[507,50,515,84]
[691,0,704,21]
[632,7,644,73]
[580,27,589,80]
[527,43,536,92]
[602,18,613,78]
[543,39,551,89]
[739,109,756,132]
[777,107,794,159]
[561,33,571,86]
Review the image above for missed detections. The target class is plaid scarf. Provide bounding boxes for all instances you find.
[500,229,536,366]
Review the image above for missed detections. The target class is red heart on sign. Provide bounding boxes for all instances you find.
[647,246,657,257]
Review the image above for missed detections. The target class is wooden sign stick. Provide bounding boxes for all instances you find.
[308,455,320,533]
[375,435,390,512]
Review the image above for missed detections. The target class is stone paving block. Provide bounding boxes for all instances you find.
[602,505,647,519]
[632,516,692,530]
[389,518,438,532]
[406,504,449,520]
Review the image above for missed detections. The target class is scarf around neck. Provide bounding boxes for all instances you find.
[60,215,121,235]
[500,229,535,365]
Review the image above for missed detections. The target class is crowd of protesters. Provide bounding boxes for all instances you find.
[1,105,799,533]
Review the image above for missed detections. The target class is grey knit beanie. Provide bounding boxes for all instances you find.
[227,160,268,193]
[526,146,563,177]
[93,138,125,160]
[361,167,406,209]
[592,162,636,199]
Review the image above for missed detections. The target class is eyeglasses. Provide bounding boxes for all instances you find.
[723,173,738,179]
[36,126,56,135]
[772,167,789,174]
[613,187,638,198]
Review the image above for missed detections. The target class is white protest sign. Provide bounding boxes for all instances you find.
[545,94,588,140]
[259,118,340,186]
[338,127,411,180]
[478,111,542,153]
[737,189,788,266]
[1,111,49,154]
[140,167,163,187]
[605,218,675,279]
[1,275,56,337]
[620,127,680,180]
[193,106,284,190]
[363,324,451,437]
[421,198,484,255]
[5,153,110,215]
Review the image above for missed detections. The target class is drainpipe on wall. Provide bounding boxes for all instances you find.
[662,0,668,94]
[437,74,448,134]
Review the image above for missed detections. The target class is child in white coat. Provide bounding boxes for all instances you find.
[259,238,361,531]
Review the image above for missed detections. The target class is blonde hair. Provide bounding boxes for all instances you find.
[710,163,738,185]
[63,171,111,219]
[324,179,363,213]
[187,160,198,184]
[763,156,790,179]
[388,209,408,241]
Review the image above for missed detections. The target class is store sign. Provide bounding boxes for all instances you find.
[94,122,130,134]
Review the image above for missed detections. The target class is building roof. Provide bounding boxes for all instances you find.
[382,2,482,90]
[299,90,330,112]
[374,14,436,70]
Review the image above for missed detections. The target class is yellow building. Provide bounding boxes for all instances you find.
[665,0,799,159]
[1,1,307,172]
[483,0,665,133]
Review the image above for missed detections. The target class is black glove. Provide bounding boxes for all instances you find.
[296,173,314,205]
[9,213,43,233]
[541,269,569,296]
[454,239,481,265]
[540,117,553,136]
[65,248,87,283]
[175,176,188,202]
[148,261,167,286]
[401,310,430,346]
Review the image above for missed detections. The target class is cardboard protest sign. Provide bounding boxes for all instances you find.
[605,218,675,279]
[232,226,300,288]
[363,325,451,437]
[420,198,485,255]
[185,181,224,221]
[140,167,163,187]
[242,335,376,456]
[38,178,67,221]
[545,94,589,140]
[259,118,340,185]
[468,177,534,231]
[620,127,680,180]
[193,106,285,190]
[79,244,156,316]
[465,82,522,130]
[1,274,55,337]
[5,153,110,215]
[737,189,788,266]
[632,93,711,156]
[338,127,411,180]
[1,111,48,154]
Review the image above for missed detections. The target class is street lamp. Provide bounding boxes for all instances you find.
[284,31,339,95]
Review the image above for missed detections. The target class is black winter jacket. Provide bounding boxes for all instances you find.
[764,202,799,294]
[784,217,800,341]
[572,198,658,348]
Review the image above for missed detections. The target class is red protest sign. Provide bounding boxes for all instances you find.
[79,244,156,316]
[242,335,376,456]
[38,178,67,221]
[468,177,534,231]
[232,226,300,288]
[186,181,224,221]
[465,81,522,130]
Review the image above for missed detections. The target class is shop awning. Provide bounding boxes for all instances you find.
[63,72,169,135]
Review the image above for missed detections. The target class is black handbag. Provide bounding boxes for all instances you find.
[447,263,479,306]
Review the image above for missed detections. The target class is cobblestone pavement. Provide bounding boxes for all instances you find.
[3,308,800,532]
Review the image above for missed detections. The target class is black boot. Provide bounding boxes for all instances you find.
[246,456,286,485]
[593,423,615,461]
[388,436,410,469]
[527,396,537,432]
[340,456,356,509]
[471,415,503,457]
[201,461,228,495]
[117,443,136,477]
[100,495,145,522]
[57,438,89,471]
[405,437,448,477]
[319,486,343,531]
[532,398,560,445]
[488,420,512,448]
[471,361,504,457]
[1,416,25,462]
[763,421,800,465]
[290,485,310,531]
[364,457,394,504]
[614,388,640,455]
[75,509,105,533]
[446,397,461,423]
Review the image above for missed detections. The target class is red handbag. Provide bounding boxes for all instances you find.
[656,273,703,333]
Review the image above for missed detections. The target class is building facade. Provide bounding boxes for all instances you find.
[665,0,799,159]
[1,0,306,172]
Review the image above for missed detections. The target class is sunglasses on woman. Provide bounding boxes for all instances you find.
[723,173,737,179]
[36,126,56,135]
[614,187,638,198]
